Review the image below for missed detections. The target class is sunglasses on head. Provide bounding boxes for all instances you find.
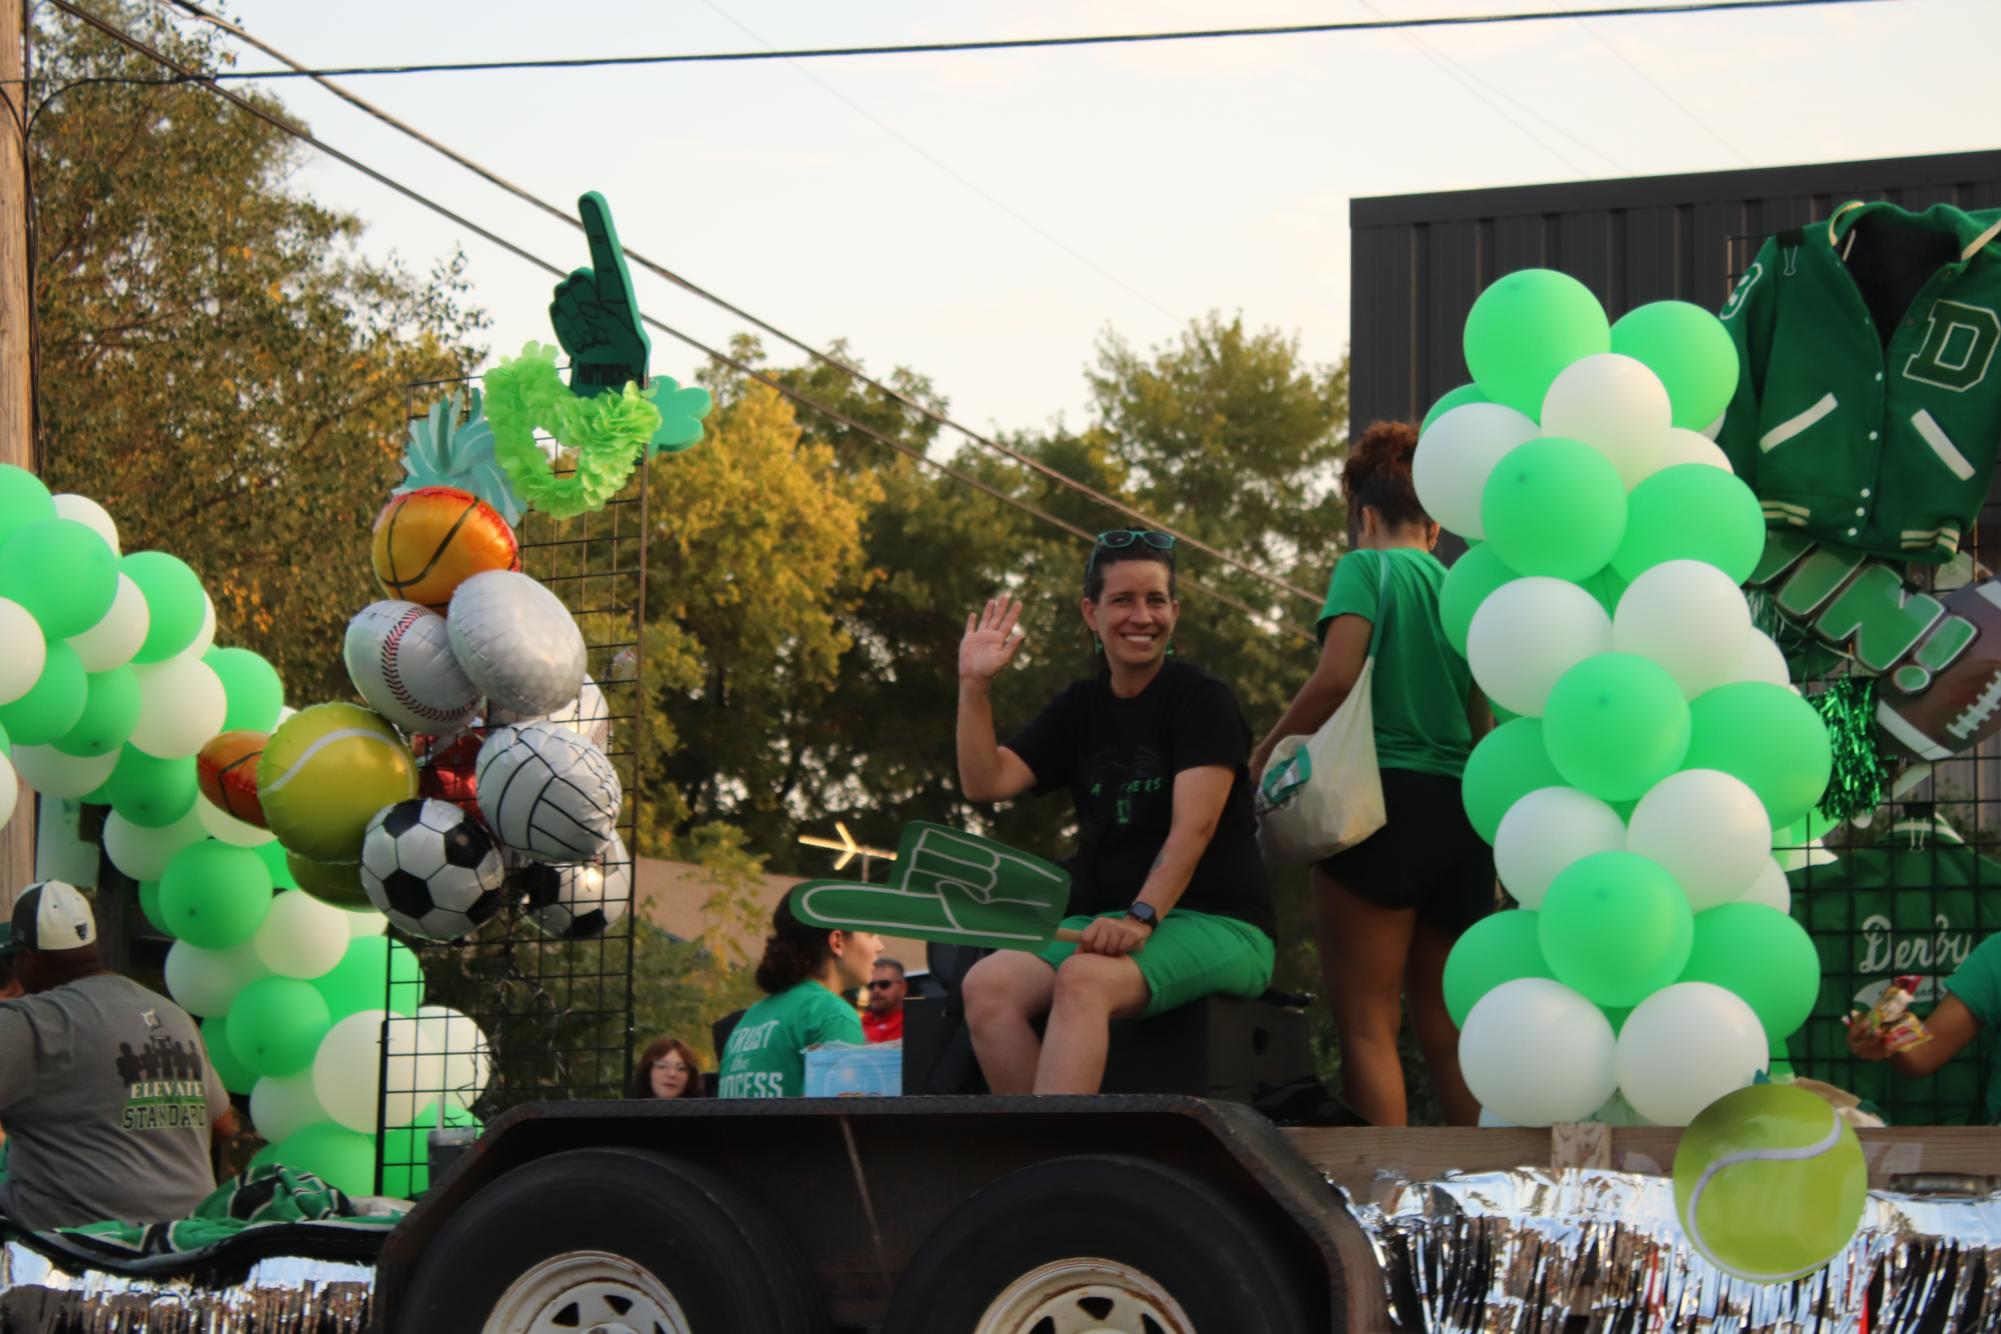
[1094,529,1176,553]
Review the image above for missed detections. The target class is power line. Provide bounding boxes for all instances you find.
[1566,11,1755,164]
[45,0,1316,645]
[156,0,1328,607]
[125,0,1894,81]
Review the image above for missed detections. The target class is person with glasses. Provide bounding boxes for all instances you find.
[1251,421,1495,1127]
[954,528,1275,1095]
[863,958,908,1044]
[629,1037,709,1099]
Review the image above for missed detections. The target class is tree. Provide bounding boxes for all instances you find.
[30,2,486,704]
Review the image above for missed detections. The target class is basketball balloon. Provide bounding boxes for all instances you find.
[197,730,268,827]
[370,487,519,614]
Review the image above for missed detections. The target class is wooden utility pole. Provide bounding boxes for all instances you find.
[0,0,33,911]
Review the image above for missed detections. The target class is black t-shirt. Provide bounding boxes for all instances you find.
[1003,659,1272,937]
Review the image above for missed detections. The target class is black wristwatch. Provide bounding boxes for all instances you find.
[1126,901,1160,929]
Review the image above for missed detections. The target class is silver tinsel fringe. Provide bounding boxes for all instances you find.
[1342,1167,2001,1333]
[0,1243,374,1332]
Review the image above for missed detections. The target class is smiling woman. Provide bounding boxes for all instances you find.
[950,534,1276,1097]
[629,1036,710,1099]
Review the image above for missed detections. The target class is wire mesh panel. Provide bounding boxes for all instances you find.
[378,382,646,1194]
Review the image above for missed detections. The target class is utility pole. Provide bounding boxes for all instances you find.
[0,0,34,910]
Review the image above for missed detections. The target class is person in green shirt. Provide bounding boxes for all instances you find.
[1252,421,1494,1128]
[717,901,883,1099]
[1846,932,2001,1123]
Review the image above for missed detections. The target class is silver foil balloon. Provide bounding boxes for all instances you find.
[445,571,586,717]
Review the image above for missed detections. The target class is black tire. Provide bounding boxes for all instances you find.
[395,1146,824,1334]
[880,1154,1315,1334]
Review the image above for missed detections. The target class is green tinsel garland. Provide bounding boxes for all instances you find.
[484,342,663,520]
[1808,674,1885,823]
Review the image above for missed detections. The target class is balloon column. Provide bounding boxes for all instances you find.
[1422,272,1833,1133]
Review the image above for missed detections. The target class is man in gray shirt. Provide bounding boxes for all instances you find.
[0,881,237,1231]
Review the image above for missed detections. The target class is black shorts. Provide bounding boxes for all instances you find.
[1316,767,1496,934]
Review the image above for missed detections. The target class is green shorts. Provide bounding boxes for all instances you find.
[1033,909,1275,1018]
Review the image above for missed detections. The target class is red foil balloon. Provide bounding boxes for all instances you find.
[414,728,484,823]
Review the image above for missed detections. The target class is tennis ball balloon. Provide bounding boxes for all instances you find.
[1672,1083,1867,1282]
[258,702,417,863]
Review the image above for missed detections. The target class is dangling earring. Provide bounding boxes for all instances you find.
[1166,638,1176,657]
[1093,635,1103,654]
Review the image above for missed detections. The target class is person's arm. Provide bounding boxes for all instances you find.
[0,1006,37,1118]
[958,597,1039,802]
[1466,682,1494,740]
[1078,765,1235,958]
[1846,993,1982,1079]
[1249,615,1370,781]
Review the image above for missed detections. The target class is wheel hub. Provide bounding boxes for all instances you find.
[973,1257,1196,1334]
[484,1250,691,1334]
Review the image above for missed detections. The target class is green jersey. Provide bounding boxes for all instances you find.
[1317,547,1475,780]
[1719,200,2001,563]
[717,980,863,1099]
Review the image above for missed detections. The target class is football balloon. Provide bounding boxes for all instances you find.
[1876,579,2001,761]
[360,798,506,942]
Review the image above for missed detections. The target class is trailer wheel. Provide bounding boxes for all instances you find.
[394,1146,823,1334]
[880,1154,1314,1334]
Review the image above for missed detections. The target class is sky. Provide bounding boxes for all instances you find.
[189,0,1993,441]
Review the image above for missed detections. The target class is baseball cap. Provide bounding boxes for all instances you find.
[10,881,97,952]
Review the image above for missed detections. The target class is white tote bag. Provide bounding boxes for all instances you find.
[1255,562,1389,864]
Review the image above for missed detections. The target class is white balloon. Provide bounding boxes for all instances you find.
[10,744,117,799]
[1626,769,1772,910]
[0,599,45,705]
[67,575,149,673]
[344,907,387,937]
[313,1009,443,1134]
[249,1072,328,1145]
[163,939,269,1017]
[101,806,207,881]
[1633,427,1732,482]
[416,1005,492,1112]
[1494,786,1628,908]
[1725,631,1791,688]
[1700,411,1726,441]
[128,656,227,759]
[1466,577,1612,717]
[1616,982,1768,1126]
[0,752,16,829]
[1613,560,1753,699]
[486,674,612,751]
[1476,1106,1519,1128]
[253,890,352,980]
[195,794,276,847]
[447,571,586,717]
[1460,978,1618,1126]
[1737,857,1792,913]
[1412,403,1540,540]
[1588,1090,1655,1126]
[52,494,119,554]
[1540,353,1674,488]
[184,593,217,659]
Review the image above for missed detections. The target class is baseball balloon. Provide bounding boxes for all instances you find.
[344,601,479,736]
[1466,576,1612,718]
[258,702,418,863]
[1411,403,1539,540]
[371,486,520,613]
[447,571,587,717]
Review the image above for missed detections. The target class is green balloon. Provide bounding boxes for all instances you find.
[0,518,119,640]
[137,879,173,935]
[271,1121,378,1197]
[159,839,273,948]
[0,464,54,545]
[1539,850,1694,1007]
[1480,437,1628,580]
[205,647,285,733]
[1611,464,1765,584]
[104,746,198,827]
[52,665,141,758]
[0,719,9,757]
[228,976,332,1077]
[1600,1005,1633,1035]
[380,1105,480,1198]
[1463,268,1611,417]
[1443,909,1553,1026]
[1542,653,1691,801]
[1440,543,1518,656]
[203,1013,258,1095]
[313,936,424,1019]
[1460,717,1566,843]
[1682,682,1832,829]
[1576,565,1630,618]
[258,838,300,889]
[122,550,207,664]
[1678,902,1819,1042]
[1611,301,1739,430]
[1421,383,1490,434]
[0,639,87,746]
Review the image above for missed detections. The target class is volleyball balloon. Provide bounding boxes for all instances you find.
[258,703,418,863]
[343,601,480,735]
[446,571,587,717]
[371,486,520,613]
[475,722,621,863]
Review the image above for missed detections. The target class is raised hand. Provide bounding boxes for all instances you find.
[960,597,1025,683]
[549,192,651,397]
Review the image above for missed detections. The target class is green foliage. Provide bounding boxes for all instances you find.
[30,2,486,705]
[632,822,767,1068]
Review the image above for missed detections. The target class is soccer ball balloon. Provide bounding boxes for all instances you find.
[360,798,506,942]
[475,722,621,863]
[516,836,633,940]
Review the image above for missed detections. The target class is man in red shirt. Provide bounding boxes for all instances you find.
[862,958,907,1044]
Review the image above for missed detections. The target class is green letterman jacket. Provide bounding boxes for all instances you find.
[1718,200,2001,563]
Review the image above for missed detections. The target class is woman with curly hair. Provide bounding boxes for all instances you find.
[715,900,882,1098]
[1252,420,1495,1127]
[629,1036,709,1099]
